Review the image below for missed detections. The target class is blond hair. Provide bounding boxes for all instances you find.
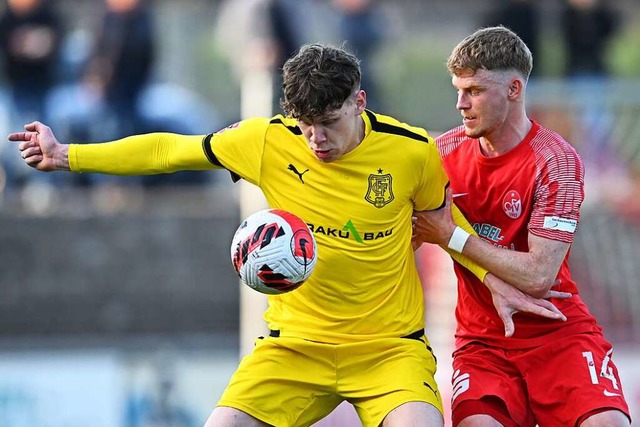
[447,26,533,81]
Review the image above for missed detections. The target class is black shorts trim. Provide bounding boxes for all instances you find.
[268,328,426,342]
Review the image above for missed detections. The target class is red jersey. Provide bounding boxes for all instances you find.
[437,120,602,349]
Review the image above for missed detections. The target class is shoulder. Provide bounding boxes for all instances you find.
[434,126,467,157]
[530,124,583,164]
[365,110,432,144]
[217,116,298,136]
[267,115,303,136]
[530,123,585,179]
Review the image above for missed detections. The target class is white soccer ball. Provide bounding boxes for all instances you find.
[230,209,318,295]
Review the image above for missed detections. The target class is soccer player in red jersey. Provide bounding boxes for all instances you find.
[413,26,631,427]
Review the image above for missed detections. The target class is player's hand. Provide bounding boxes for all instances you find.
[7,121,70,171]
[542,281,572,300]
[412,188,456,246]
[484,274,570,337]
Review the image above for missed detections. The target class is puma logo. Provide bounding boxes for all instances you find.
[288,164,309,183]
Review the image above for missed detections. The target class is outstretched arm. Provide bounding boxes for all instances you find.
[9,121,214,175]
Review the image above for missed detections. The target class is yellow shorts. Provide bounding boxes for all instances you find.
[217,330,443,427]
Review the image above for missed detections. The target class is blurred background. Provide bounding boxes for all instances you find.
[0,0,639,426]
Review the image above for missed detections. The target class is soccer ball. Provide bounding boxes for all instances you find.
[230,209,318,295]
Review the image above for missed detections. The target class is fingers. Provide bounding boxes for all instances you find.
[24,121,46,132]
[444,187,452,211]
[12,136,44,168]
[500,302,565,338]
[24,154,44,167]
[7,131,35,142]
[18,139,38,152]
[496,308,515,337]
[503,317,515,337]
[23,149,44,166]
[537,299,567,321]
[544,290,572,300]
[7,122,48,141]
[522,298,567,322]
[498,294,568,338]
[21,144,43,166]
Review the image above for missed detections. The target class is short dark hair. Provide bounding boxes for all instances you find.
[280,43,361,121]
[447,26,533,81]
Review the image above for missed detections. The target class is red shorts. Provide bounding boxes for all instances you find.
[450,332,631,427]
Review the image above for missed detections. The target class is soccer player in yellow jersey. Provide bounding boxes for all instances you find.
[11,44,567,427]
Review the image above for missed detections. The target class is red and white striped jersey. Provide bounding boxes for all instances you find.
[437,120,602,349]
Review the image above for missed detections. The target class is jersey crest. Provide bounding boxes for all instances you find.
[365,170,394,208]
[502,189,522,219]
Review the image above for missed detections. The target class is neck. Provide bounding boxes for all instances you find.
[343,115,366,156]
[479,114,532,157]
[358,115,366,142]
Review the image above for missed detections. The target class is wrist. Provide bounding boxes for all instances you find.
[447,226,470,253]
[57,145,71,171]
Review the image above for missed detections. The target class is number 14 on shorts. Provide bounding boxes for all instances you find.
[582,349,620,395]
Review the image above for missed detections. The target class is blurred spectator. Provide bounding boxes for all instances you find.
[215,0,314,117]
[43,0,214,189]
[0,0,63,123]
[265,0,305,114]
[332,0,385,109]
[560,0,620,167]
[266,0,300,70]
[561,0,618,78]
[484,0,540,76]
[84,0,156,138]
[68,0,157,190]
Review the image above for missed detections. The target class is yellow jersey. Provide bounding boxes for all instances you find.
[69,110,485,343]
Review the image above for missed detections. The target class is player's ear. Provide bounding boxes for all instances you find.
[508,78,523,100]
[355,89,367,113]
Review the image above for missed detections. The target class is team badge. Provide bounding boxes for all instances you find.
[365,169,394,208]
[502,190,522,219]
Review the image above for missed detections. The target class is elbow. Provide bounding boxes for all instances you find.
[525,275,556,299]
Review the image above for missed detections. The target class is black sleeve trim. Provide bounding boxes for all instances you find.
[270,118,303,135]
[365,110,430,143]
[201,133,242,183]
[436,181,450,210]
[202,133,220,166]
[423,181,450,211]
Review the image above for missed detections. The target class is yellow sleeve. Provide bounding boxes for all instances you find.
[68,133,216,175]
[413,138,449,211]
[444,202,489,282]
[206,117,270,186]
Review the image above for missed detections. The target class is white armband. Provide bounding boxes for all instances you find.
[447,226,470,253]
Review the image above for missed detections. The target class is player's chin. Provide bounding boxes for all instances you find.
[463,125,483,139]
[314,150,336,162]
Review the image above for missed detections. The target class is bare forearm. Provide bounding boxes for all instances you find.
[462,236,560,298]
[412,190,569,298]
